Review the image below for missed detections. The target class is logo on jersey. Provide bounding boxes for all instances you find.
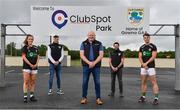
[52,10,68,29]
[128,8,144,26]
[29,52,34,57]
[143,51,152,57]
[27,52,37,58]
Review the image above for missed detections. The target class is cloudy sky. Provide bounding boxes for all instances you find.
[0,0,180,51]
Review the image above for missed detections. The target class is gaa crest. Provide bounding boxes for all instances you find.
[128,8,144,26]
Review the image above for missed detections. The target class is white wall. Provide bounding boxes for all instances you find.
[6,56,175,68]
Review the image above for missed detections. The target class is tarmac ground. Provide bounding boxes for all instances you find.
[0,66,179,109]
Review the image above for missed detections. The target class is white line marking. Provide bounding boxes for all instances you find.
[5,70,15,74]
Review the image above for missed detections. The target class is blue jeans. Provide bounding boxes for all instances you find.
[48,63,61,90]
[82,66,101,99]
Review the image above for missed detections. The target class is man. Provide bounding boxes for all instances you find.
[80,31,104,105]
[108,42,124,97]
[138,33,159,105]
[47,35,64,95]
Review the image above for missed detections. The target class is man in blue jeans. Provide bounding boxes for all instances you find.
[47,35,64,95]
[80,31,104,105]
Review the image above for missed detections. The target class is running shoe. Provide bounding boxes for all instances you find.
[153,99,159,105]
[57,89,64,95]
[108,92,114,97]
[30,96,38,102]
[24,97,28,103]
[138,96,146,103]
[48,89,53,95]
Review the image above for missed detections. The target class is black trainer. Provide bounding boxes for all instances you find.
[138,96,146,103]
[30,96,38,102]
[120,93,124,98]
[108,92,114,97]
[24,97,28,103]
[153,99,159,105]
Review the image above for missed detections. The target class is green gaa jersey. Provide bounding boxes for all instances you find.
[22,45,39,70]
[139,43,157,68]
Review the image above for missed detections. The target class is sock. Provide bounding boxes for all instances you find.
[142,92,146,98]
[24,92,28,98]
[30,92,34,98]
[154,94,159,100]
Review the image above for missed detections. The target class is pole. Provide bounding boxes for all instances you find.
[0,24,6,87]
[175,24,180,91]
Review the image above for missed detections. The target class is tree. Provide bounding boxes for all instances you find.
[62,44,69,51]
[6,42,17,56]
[104,47,114,57]
[69,50,80,60]
[124,49,138,58]
[38,44,47,56]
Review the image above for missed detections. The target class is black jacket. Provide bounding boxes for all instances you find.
[110,49,124,68]
[48,43,62,63]
[81,39,102,67]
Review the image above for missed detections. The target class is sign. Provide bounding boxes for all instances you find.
[31,6,149,36]
[121,8,149,36]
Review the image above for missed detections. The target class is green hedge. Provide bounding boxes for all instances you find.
[69,50,80,60]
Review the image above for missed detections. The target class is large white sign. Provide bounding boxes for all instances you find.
[31,6,149,36]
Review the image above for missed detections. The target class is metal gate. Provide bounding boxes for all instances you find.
[0,23,180,92]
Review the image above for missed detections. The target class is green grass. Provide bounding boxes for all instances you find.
[71,59,81,67]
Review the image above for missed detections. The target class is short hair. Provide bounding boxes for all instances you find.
[113,42,119,46]
[53,35,59,38]
[143,33,150,37]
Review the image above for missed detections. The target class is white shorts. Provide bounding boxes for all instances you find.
[140,68,156,76]
[22,69,38,74]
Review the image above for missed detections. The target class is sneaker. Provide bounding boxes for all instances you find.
[48,89,53,95]
[120,93,124,98]
[96,98,103,105]
[30,96,38,102]
[57,89,64,95]
[108,92,114,97]
[24,97,28,103]
[138,96,146,103]
[153,99,159,105]
[80,98,88,104]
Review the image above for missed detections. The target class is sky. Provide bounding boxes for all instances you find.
[0,0,180,51]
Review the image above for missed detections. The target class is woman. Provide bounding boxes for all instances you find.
[22,34,40,103]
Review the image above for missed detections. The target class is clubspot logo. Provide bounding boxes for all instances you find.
[69,15,112,31]
[128,8,144,26]
[52,10,68,29]
[52,9,112,31]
